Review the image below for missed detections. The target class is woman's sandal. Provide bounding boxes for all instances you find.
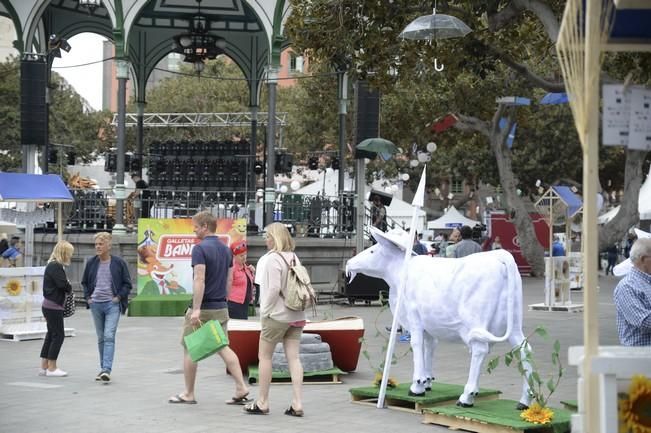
[243,401,269,415]
[284,406,304,417]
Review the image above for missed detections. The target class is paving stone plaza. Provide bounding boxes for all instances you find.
[0,275,620,433]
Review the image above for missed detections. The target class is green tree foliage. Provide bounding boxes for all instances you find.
[285,0,650,270]
[0,56,112,172]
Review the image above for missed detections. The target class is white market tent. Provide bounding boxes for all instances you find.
[293,169,426,231]
[427,206,479,230]
[597,168,651,224]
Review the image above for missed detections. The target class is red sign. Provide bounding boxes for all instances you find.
[157,235,200,259]
[156,234,231,260]
[488,212,550,275]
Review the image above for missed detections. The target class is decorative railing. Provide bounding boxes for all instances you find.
[56,189,366,237]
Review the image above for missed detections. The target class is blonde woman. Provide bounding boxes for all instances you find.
[39,241,74,377]
[244,223,305,416]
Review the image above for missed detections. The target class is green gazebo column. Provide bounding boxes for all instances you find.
[112,58,129,235]
[264,66,278,227]
[136,101,146,177]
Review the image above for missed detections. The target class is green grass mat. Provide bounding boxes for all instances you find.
[127,295,191,317]
[560,400,577,411]
[424,399,571,433]
[248,365,345,383]
[350,382,501,404]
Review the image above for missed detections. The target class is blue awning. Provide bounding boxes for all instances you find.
[552,185,583,218]
[0,173,73,202]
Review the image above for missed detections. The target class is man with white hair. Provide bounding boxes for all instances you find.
[613,238,651,346]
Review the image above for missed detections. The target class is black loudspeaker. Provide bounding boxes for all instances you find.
[355,80,380,159]
[20,57,47,147]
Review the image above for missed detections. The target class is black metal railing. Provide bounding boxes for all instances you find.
[60,188,364,237]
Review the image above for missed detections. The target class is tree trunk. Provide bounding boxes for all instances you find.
[598,148,646,249]
[455,111,546,275]
[489,121,546,276]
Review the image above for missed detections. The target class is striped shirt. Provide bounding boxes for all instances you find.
[613,267,651,346]
[91,260,114,302]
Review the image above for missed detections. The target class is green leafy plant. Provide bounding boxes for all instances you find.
[359,302,412,386]
[486,326,564,408]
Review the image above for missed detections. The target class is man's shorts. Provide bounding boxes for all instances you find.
[260,316,303,345]
[181,308,229,348]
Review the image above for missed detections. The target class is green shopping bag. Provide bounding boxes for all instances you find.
[184,320,229,362]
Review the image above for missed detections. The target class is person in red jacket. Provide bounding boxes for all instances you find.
[228,240,255,320]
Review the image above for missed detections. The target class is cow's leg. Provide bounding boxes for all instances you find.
[423,333,437,391]
[457,340,489,407]
[408,328,427,396]
[509,332,533,410]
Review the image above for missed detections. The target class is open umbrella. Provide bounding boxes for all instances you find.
[399,9,472,40]
[356,138,398,155]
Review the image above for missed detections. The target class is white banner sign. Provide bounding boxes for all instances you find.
[602,84,651,150]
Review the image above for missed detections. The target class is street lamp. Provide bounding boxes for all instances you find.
[79,0,101,15]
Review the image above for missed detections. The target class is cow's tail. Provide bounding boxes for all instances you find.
[466,251,517,343]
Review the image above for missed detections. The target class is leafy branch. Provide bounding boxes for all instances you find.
[359,294,412,376]
[486,326,564,408]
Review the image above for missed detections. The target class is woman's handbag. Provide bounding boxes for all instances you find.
[63,292,76,318]
[183,320,229,363]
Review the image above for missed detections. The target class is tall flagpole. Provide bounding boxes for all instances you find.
[377,166,427,408]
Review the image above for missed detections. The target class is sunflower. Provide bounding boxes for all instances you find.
[6,279,22,296]
[619,375,651,433]
[521,403,554,424]
[373,372,398,388]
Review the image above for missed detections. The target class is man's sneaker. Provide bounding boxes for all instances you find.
[45,368,68,377]
[95,372,104,381]
[38,369,47,376]
[99,371,111,382]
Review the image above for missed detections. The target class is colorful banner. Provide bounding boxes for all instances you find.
[136,218,246,295]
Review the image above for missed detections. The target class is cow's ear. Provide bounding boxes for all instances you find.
[372,227,407,252]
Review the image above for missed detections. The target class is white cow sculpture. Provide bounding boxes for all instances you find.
[346,227,532,409]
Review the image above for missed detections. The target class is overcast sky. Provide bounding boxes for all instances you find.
[51,32,105,111]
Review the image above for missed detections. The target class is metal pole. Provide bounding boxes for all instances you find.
[112,60,129,235]
[337,71,348,195]
[250,105,259,227]
[355,157,366,254]
[136,101,145,177]
[581,2,601,431]
[264,67,278,227]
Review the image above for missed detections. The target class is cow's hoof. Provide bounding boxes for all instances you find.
[515,403,529,411]
[408,390,426,397]
[456,401,473,408]
[425,387,432,392]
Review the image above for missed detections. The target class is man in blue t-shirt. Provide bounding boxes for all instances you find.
[552,236,566,257]
[169,211,250,405]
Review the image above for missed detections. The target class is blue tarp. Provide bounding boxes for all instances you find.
[552,185,582,218]
[0,173,73,202]
[540,92,569,105]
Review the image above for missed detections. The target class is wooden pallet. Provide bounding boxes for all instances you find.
[0,327,76,342]
[350,383,501,414]
[422,399,571,433]
[247,365,345,385]
[528,302,583,313]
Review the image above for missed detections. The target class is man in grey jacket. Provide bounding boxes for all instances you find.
[453,225,482,258]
